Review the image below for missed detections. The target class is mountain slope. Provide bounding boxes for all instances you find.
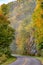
[8,0,36,29]
[8,0,36,54]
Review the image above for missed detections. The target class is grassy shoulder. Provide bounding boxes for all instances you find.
[32,56,43,64]
[1,56,16,65]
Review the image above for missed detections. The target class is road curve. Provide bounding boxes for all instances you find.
[9,56,42,65]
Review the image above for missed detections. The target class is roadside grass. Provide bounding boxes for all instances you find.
[1,57,16,65]
[32,56,43,64]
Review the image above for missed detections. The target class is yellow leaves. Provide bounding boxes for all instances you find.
[32,0,43,46]
[36,0,43,3]
[33,2,43,27]
[35,22,41,28]
[34,0,43,11]
[34,3,39,11]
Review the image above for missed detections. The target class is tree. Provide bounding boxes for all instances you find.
[1,4,9,15]
[0,14,15,57]
[32,0,43,56]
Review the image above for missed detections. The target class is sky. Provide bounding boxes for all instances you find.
[0,0,16,5]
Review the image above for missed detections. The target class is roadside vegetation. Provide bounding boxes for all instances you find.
[0,5,15,65]
[1,56,16,65]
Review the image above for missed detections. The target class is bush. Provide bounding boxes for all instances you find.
[0,54,7,64]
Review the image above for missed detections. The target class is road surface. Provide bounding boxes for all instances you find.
[9,56,42,65]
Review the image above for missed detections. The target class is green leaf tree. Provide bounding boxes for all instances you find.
[0,14,15,57]
[1,4,9,15]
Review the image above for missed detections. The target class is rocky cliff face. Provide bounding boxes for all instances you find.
[8,0,36,54]
[8,0,36,29]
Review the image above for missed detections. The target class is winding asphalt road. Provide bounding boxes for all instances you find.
[9,56,42,65]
